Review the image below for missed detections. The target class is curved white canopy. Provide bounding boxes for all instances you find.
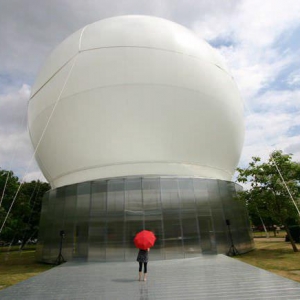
[28,15,244,188]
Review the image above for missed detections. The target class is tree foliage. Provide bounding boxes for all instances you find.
[236,150,300,252]
[0,169,50,247]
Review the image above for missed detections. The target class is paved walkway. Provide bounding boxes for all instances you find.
[1,255,300,299]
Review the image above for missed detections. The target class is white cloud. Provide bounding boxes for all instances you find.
[249,89,300,112]
[239,100,300,168]
[191,0,300,171]
[0,128,42,181]
[195,0,300,47]
[0,84,30,131]
[22,171,46,183]
[287,71,300,87]
[193,0,300,100]
[0,85,43,181]
[233,0,300,47]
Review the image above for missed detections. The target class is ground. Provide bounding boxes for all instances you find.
[0,231,299,291]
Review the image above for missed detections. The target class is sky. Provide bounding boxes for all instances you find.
[0,0,300,184]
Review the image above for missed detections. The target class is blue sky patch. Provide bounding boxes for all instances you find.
[287,125,300,137]
[274,25,300,53]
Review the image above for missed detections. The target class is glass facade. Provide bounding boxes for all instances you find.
[36,177,254,263]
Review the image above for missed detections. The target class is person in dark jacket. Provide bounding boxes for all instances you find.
[137,248,149,281]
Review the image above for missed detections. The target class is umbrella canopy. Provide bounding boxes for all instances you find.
[134,230,156,250]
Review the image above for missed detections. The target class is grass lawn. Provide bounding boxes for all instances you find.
[235,231,300,283]
[0,233,300,291]
[0,246,54,291]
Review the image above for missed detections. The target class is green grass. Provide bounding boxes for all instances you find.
[0,246,54,291]
[235,235,300,283]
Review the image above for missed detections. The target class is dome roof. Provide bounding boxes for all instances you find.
[28,15,244,188]
[31,15,228,97]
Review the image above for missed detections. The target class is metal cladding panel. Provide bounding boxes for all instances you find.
[36,178,254,263]
[28,16,244,189]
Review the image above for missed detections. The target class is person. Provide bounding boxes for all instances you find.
[137,248,149,281]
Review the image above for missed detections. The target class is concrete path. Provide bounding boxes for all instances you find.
[1,255,300,299]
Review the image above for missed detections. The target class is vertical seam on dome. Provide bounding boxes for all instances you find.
[79,25,88,52]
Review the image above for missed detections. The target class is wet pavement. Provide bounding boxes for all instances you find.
[1,255,300,299]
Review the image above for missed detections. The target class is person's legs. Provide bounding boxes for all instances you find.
[139,262,143,272]
[138,262,143,281]
[143,262,148,281]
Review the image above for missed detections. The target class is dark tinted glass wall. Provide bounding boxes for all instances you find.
[36,177,254,263]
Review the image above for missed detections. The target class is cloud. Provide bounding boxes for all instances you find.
[219,45,292,99]
[192,0,300,108]
[0,84,29,132]
[0,1,243,83]
[240,89,300,168]
[22,171,46,182]
[195,0,300,47]
[191,0,300,170]
[287,71,300,87]
[249,89,300,113]
[0,84,43,181]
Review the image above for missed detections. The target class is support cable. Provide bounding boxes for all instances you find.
[0,111,27,207]
[0,54,79,235]
[242,100,300,218]
[0,25,86,236]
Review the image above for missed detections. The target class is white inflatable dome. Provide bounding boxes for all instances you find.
[28,15,244,188]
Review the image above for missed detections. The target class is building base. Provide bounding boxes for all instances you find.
[36,177,254,263]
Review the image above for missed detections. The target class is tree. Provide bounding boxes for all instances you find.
[236,150,300,252]
[0,170,19,209]
[0,168,50,246]
[17,180,50,249]
[0,170,19,243]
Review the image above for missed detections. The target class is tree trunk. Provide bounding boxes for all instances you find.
[285,224,299,252]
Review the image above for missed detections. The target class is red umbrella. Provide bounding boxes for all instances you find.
[134,230,156,250]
